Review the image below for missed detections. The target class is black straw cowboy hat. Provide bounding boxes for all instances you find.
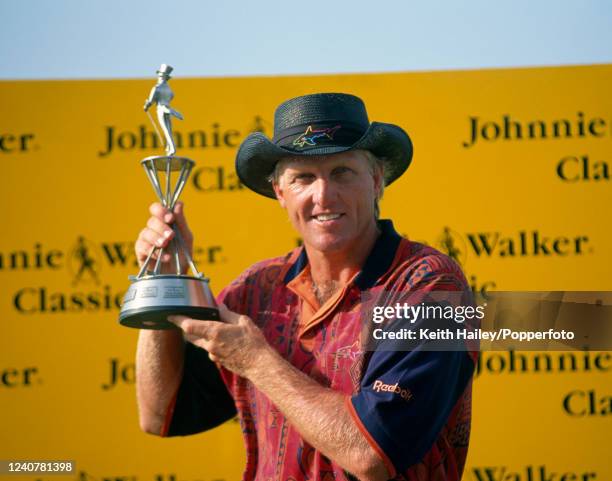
[235,92,413,198]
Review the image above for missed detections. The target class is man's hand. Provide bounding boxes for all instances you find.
[168,305,271,379]
[134,201,193,274]
[167,306,389,480]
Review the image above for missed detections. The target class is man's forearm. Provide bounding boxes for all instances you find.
[247,347,389,481]
[135,329,185,435]
[168,309,392,479]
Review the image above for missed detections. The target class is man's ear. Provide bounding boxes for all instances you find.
[272,181,286,209]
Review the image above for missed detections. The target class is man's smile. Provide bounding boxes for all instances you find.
[312,213,345,223]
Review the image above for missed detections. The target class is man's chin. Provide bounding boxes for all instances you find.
[303,234,349,254]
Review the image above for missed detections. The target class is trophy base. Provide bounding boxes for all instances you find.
[119,305,220,330]
[119,275,219,330]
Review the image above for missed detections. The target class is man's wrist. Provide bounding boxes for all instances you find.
[245,342,280,385]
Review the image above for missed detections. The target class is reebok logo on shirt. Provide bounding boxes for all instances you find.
[372,379,413,401]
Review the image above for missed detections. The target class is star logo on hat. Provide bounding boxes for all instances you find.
[293,125,341,148]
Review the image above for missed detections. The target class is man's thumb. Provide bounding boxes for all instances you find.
[218,303,241,325]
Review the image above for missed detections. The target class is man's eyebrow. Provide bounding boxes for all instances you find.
[281,170,310,183]
[285,166,315,175]
[289,171,316,180]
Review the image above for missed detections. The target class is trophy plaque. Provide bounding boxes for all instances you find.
[119,64,219,329]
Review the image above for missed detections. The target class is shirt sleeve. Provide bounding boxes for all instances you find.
[348,256,477,476]
[164,341,237,437]
[163,256,289,437]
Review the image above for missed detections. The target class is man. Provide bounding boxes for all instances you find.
[143,64,184,156]
[135,93,476,481]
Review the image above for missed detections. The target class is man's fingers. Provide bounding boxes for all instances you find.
[135,204,176,270]
[173,202,187,225]
[150,202,173,223]
[135,238,154,260]
[147,216,174,238]
[172,202,192,242]
[168,315,216,339]
[167,314,191,325]
[184,332,206,346]
[135,236,171,262]
[168,315,204,336]
[218,303,242,325]
[140,227,170,248]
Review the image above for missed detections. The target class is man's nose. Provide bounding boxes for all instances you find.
[312,177,337,206]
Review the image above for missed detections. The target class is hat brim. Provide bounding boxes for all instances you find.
[235,122,413,198]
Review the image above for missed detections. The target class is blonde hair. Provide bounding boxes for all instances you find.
[362,150,385,219]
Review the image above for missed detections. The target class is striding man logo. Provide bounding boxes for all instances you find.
[249,115,273,135]
[69,236,101,286]
[436,226,468,266]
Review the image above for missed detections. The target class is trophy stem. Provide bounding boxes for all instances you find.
[137,155,203,280]
[136,245,157,278]
[172,238,181,275]
[170,162,193,209]
[165,159,171,206]
[153,245,164,274]
[173,225,202,277]
[145,158,165,202]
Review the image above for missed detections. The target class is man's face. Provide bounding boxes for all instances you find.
[272,150,382,254]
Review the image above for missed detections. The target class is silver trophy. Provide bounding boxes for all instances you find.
[119,64,219,330]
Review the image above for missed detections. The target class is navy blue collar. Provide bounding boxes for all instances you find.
[283,219,403,290]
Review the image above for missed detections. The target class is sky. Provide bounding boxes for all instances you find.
[1,0,611,80]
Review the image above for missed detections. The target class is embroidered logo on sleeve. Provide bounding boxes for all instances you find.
[372,379,413,401]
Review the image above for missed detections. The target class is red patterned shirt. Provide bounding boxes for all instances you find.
[164,220,477,481]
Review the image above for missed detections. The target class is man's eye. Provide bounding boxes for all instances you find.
[292,174,315,183]
[332,166,352,177]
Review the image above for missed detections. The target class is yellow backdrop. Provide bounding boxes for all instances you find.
[1,64,611,481]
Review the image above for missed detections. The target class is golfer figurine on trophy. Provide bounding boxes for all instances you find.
[119,64,219,329]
